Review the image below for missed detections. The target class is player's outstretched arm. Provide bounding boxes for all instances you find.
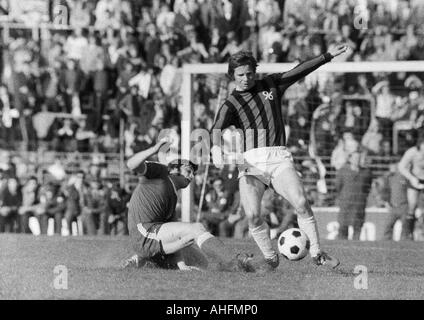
[280,44,348,87]
[127,137,172,173]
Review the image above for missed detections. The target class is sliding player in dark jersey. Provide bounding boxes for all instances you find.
[121,138,253,272]
[211,46,348,270]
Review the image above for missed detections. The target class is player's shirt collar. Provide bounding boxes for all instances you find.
[168,176,178,197]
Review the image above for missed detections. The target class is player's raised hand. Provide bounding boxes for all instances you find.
[328,45,348,58]
[156,136,174,150]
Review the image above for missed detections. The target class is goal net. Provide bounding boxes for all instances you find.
[179,61,424,231]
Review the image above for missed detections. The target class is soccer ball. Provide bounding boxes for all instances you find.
[277,228,310,261]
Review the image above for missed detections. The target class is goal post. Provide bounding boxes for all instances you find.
[180,61,424,222]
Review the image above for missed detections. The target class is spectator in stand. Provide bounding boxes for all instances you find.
[338,100,369,141]
[361,117,383,156]
[42,64,61,112]
[63,171,84,236]
[0,176,22,233]
[59,59,83,115]
[382,163,409,240]
[12,61,37,114]
[177,24,209,63]
[287,96,311,149]
[37,181,66,235]
[53,118,76,152]
[313,96,338,157]
[200,177,233,236]
[75,117,96,153]
[335,150,373,240]
[0,169,6,192]
[142,23,163,68]
[68,0,91,28]
[128,65,152,100]
[94,0,121,30]
[159,56,182,97]
[219,31,245,62]
[79,33,105,76]
[17,176,39,234]
[97,121,119,153]
[105,181,129,235]
[0,84,20,149]
[81,178,108,235]
[63,28,88,62]
[372,80,397,143]
[92,60,109,133]
[331,130,360,170]
[116,61,136,101]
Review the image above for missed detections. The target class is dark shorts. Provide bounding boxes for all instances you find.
[130,222,165,259]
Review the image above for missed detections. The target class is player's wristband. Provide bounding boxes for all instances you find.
[324,52,333,62]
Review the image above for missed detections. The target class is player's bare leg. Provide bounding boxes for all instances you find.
[271,167,339,268]
[239,175,279,271]
[157,222,254,272]
[403,188,419,240]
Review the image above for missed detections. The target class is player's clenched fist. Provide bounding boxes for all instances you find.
[158,136,174,145]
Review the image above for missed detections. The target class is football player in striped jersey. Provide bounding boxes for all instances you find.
[211,46,348,271]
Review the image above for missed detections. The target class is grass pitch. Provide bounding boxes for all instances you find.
[0,234,423,299]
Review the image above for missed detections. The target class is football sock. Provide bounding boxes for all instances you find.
[249,222,276,260]
[297,215,320,257]
[196,232,235,266]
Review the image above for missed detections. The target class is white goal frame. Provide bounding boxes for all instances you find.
[180,61,424,222]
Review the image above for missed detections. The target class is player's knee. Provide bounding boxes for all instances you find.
[247,214,263,228]
[292,195,308,216]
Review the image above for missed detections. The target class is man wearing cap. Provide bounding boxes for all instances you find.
[121,138,253,272]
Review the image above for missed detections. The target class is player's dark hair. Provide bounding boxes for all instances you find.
[227,51,258,79]
[167,159,198,174]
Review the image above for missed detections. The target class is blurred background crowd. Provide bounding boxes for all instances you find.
[0,0,424,240]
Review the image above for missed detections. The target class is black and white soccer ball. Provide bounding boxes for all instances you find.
[277,228,310,261]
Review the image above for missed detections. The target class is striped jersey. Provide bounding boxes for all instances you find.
[211,53,333,151]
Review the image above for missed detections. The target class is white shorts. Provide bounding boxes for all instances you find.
[237,146,295,186]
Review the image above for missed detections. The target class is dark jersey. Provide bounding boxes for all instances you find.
[211,53,333,151]
[127,162,178,232]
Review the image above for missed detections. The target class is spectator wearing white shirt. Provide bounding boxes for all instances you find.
[63,28,88,61]
[128,67,151,99]
[94,0,121,30]
[159,57,182,97]
[372,80,397,142]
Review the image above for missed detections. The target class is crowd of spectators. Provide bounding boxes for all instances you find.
[0,0,424,239]
[0,167,133,236]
